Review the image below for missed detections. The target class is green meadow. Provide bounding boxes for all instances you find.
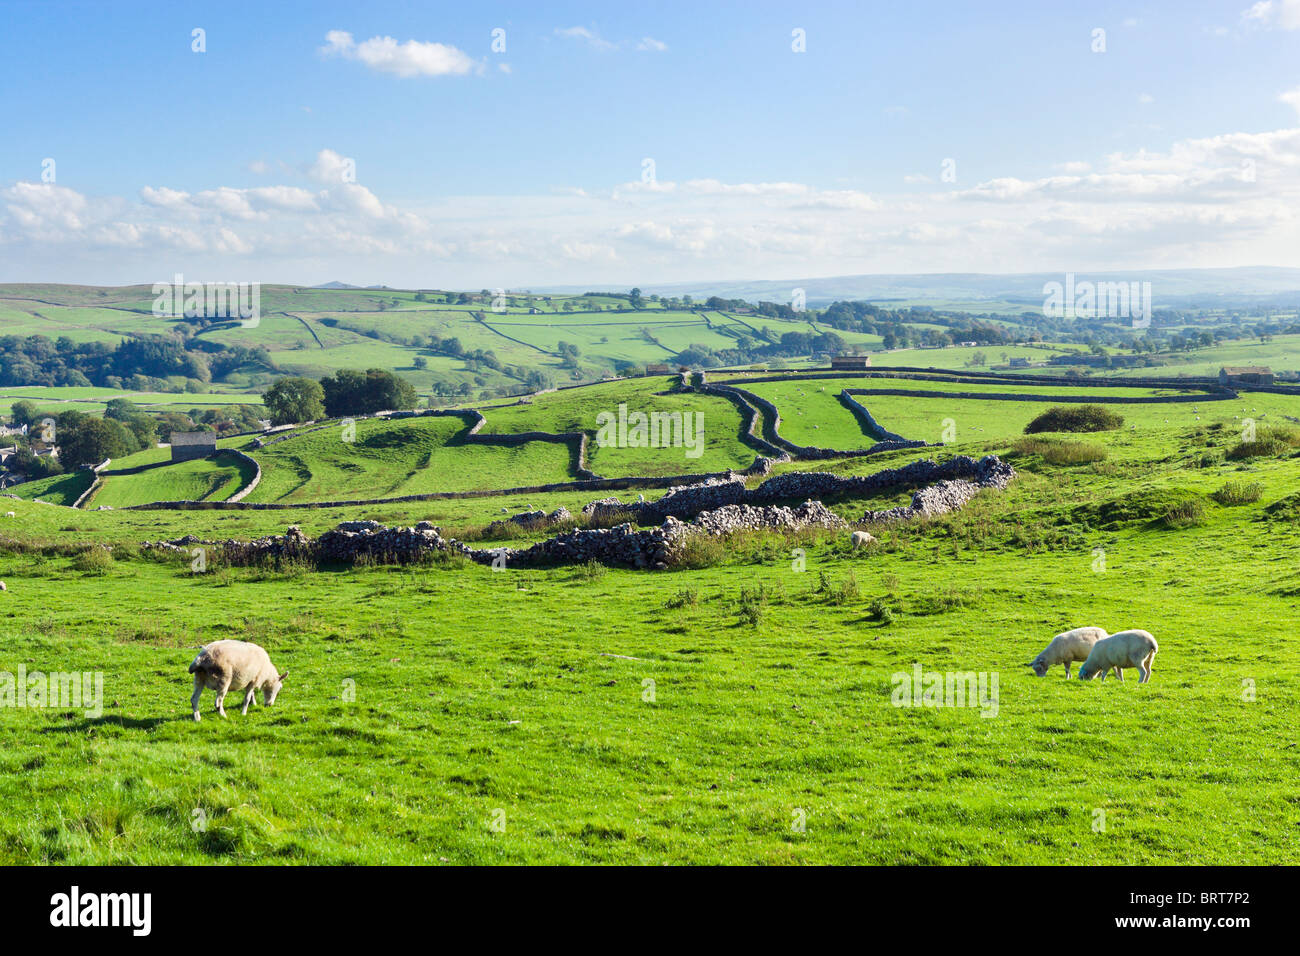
[1,367,1299,864]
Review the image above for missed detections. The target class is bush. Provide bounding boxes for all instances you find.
[1011,436,1107,465]
[868,598,896,625]
[1024,404,1124,434]
[664,587,699,609]
[72,546,114,574]
[1211,480,1263,505]
[1162,498,1205,529]
[1226,425,1300,460]
[668,534,728,569]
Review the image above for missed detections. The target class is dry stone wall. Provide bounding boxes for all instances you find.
[196,454,1017,572]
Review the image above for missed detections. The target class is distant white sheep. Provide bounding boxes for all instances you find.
[4,512,13,518]
[1078,629,1158,683]
[188,640,287,722]
[850,530,877,549]
[1027,626,1120,679]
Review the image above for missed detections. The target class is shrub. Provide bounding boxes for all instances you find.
[570,559,606,581]
[868,597,896,625]
[669,534,728,569]
[664,587,699,609]
[1226,424,1300,460]
[736,585,768,627]
[1024,404,1124,434]
[1211,480,1263,506]
[1162,498,1205,529]
[72,546,114,574]
[1011,436,1107,465]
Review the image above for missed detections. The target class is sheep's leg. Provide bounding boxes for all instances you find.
[191,675,204,723]
[241,687,255,716]
[1113,666,1124,682]
[1064,662,1071,678]
[215,679,231,718]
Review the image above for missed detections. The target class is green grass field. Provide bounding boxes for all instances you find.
[86,452,255,508]
[1,370,1299,864]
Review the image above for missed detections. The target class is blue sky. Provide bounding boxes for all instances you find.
[1,0,1298,288]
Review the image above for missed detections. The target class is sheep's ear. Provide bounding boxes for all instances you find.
[278,671,288,682]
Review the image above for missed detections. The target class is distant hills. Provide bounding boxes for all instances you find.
[536,267,1300,310]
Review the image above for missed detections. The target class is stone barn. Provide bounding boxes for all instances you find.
[1219,366,1274,386]
[830,355,871,370]
[170,431,218,462]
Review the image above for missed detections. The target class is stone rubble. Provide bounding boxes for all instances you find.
[204,455,1015,572]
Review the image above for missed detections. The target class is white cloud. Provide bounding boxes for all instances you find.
[636,37,668,52]
[1138,92,1155,104]
[1281,86,1300,118]
[1242,0,1300,28]
[306,148,355,185]
[555,26,615,50]
[5,125,1300,286]
[320,30,478,77]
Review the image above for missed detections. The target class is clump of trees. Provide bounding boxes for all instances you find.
[1024,404,1125,434]
[262,377,326,426]
[320,368,418,418]
[0,333,273,390]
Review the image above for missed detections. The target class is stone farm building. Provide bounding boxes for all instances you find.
[830,355,871,370]
[170,431,218,462]
[1219,366,1274,386]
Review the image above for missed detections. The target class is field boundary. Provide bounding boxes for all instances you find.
[693,374,932,460]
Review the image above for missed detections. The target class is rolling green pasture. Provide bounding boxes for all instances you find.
[240,417,575,503]
[0,387,263,419]
[86,452,255,509]
[730,376,1231,446]
[1,382,1299,862]
[476,378,754,477]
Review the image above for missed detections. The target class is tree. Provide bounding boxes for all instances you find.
[9,400,39,429]
[56,413,134,469]
[320,368,418,417]
[263,376,326,426]
[413,356,428,370]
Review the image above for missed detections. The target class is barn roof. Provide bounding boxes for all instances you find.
[170,431,218,446]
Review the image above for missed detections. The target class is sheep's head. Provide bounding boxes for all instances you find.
[1076,662,1099,680]
[1027,658,1048,678]
[263,671,287,705]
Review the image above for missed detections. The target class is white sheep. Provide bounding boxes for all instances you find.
[850,530,877,549]
[188,640,287,722]
[1078,629,1158,683]
[1026,626,1120,679]
[4,512,13,518]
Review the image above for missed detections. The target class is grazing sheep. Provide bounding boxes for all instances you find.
[850,530,877,549]
[188,640,287,722]
[1077,629,1158,683]
[1026,626,1120,679]
[4,511,13,517]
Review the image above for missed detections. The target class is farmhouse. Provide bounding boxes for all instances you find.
[1219,366,1274,386]
[1008,357,1029,367]
[170,431,217,462]
[645,363,673,375]
[830,355,871,370]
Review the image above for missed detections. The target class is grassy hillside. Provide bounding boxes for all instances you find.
[86,452,254,508]
[2,371,1299,864]
[242,417,575,503]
